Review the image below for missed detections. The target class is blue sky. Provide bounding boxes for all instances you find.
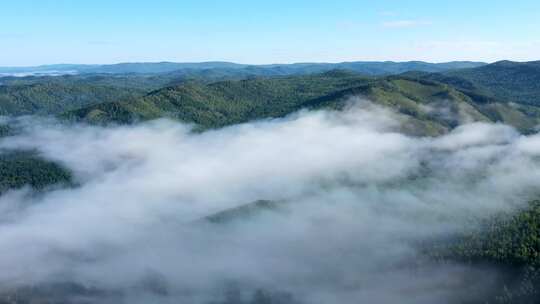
[1,0,539,66]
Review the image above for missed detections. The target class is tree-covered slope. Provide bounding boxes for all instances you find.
[0,150,72,194]
[414,60,540,107]
[443,200,540,267]
[65,71,370,126]
[425,200,540,303]
[0,73,182,91]
[65,71,540,134]
[0,82,143,116]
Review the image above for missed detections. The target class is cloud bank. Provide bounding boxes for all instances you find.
[0,101,540,303]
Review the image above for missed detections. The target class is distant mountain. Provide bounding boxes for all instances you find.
[323,61,485,75]
[0,64,94,76]
[0,62,244,76]
[0,61,486,77]
[411,60,540,106]
[81,61,246,74]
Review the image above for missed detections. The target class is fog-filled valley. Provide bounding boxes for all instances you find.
[1,102,540,303]
[2,60,540,303]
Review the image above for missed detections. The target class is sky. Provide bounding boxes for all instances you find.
[0,0,539,66]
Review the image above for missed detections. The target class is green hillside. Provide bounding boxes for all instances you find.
[426,200,540,303]
[0,82,143,116]
[0,73,180,91]
[2,61,539,135]
[65,71,370,126]
[0,150,73,194]
[65,71,540,134]
[413,61,540,107]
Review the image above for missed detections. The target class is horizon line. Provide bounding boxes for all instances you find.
[1,59,530,69]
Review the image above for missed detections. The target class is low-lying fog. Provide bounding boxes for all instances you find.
[1,100,540,303]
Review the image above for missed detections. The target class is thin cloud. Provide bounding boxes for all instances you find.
[381,19,432,29]
[379,11,398,17]
[88,40,113,46]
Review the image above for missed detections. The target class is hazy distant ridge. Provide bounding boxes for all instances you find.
[0,60,486,76]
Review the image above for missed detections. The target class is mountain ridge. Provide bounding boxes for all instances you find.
[0,60,487,76]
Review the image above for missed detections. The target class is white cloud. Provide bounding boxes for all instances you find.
[381,19,432,29]
[0,101,539,303]
[379,10,398,17]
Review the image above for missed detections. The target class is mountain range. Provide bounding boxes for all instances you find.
[2,59,540,303]
[0,60,485,77]
[3,59,540,192]
[2,60,539,133]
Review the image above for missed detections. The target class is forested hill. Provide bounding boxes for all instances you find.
[0,150,73,194]
[0,81,144,116]
[65,71,540,134]
[408,60,540,106]
[1,60,540,135]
